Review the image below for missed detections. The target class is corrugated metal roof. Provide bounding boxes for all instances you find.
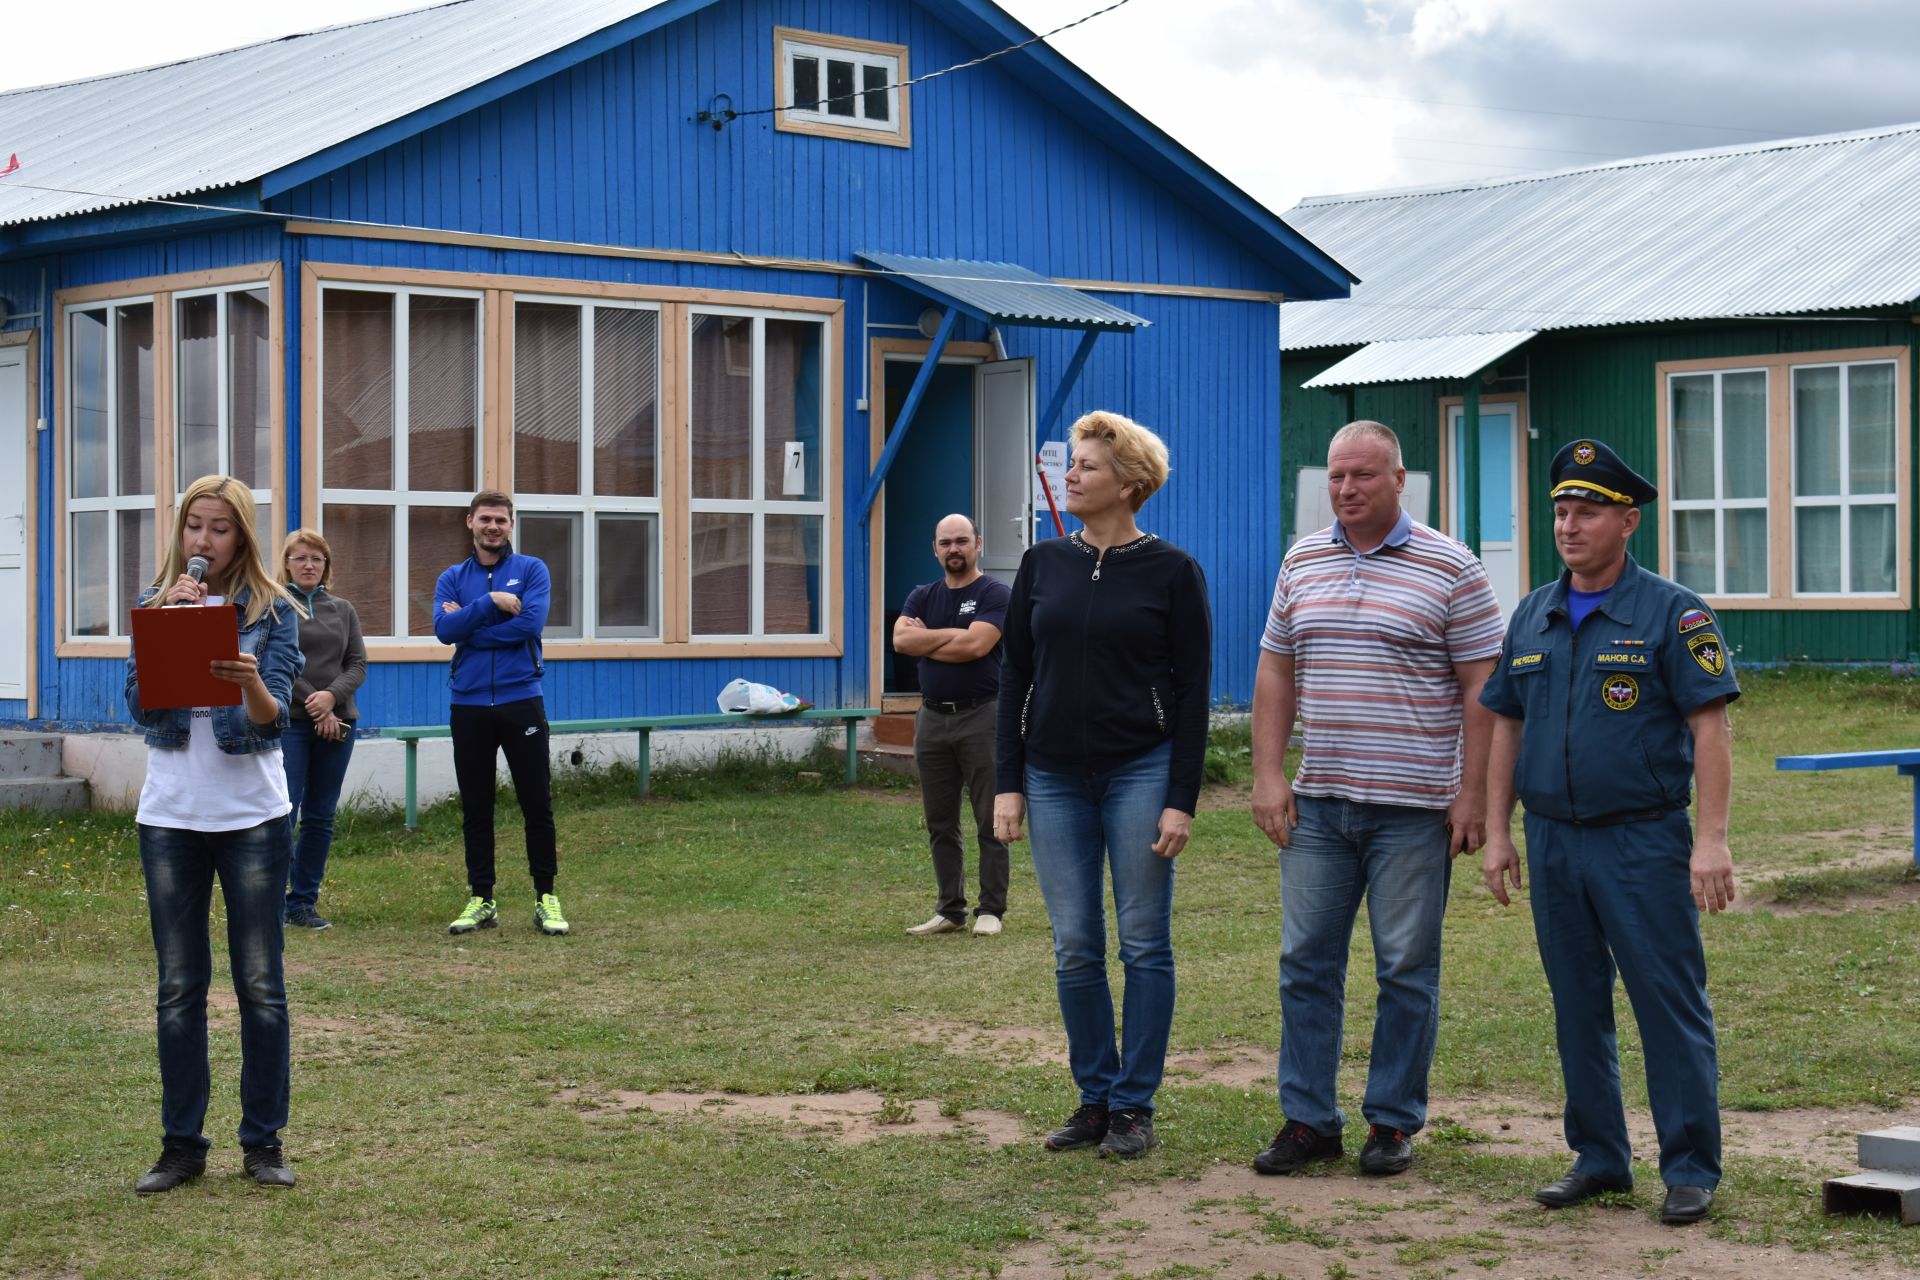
[857,250,1149,330]
[1280,121,1920,351]
[0,0,671,228]
[1299,330,1535,387]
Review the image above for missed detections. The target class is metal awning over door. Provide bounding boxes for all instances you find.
[854,251,1149,521]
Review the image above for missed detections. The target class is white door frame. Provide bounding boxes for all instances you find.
[0,333,36,713]
[1440,393,1530,615]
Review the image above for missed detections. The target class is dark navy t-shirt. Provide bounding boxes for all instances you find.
[900,574,1011,701]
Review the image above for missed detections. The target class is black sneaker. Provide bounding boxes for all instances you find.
[1252,1119,1344,1175]
[1097,1109,1158,1159]
[135,1145,206,1194]
[286,906,332,931]
[1043,1103,1110,1151]
[242,1145,296,1188]
[1357,1123,1413,1175]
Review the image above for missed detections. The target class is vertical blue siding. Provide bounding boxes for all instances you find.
[10,0,1311,728]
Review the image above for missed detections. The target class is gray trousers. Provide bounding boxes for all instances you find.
[914,701,1010,920]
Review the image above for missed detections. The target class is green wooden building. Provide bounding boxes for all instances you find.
[1279,122,1920,664]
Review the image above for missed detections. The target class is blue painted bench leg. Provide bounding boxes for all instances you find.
[638,728,651,798]
[845,719,859,786]
[1900,764,1920,868]
[404,739,419,832]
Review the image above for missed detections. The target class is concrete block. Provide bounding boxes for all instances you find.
[0,732,65,780]
[1824,1171,1920,1224]
[1860,1126,1920,1173]
[0,776,91,813]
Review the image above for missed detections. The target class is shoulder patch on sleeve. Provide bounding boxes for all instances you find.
[1678,608,1711,634]
[1687,632,1727,676]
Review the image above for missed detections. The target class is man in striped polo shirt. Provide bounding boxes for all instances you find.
[1249,420,1504,1178]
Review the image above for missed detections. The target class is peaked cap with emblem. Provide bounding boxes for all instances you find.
[1549,438,1657,507]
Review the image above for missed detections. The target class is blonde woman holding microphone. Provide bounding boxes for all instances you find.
[124,476,305,1194]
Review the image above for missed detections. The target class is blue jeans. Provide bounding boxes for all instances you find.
[139,818,292,1151]
[1025,740,1176,1115]
[1277,795,1451,1136]
[282,719,355,912]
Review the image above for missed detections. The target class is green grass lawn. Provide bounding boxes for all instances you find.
[1,668,1917,1278]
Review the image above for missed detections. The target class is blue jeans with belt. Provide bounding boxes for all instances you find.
[282,718,355,912]
[139,817,292,1151]
[1025,740,1176,1115]
[1277,795,1452,1137]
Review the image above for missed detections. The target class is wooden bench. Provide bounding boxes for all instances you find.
[1775,749,1920,867]
[380,708,881,829]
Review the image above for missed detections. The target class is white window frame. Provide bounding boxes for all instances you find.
[1666,365,1771,598]
[173,282,275,535]
[511,294,664,641]
[1790,358,1900,599]
[774,27,910,147]
[315,282,485,642]
[687,305,832,642]
[64,296,158,642]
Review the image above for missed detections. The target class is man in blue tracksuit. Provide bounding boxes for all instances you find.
[433,490,567,937]
[1480,440,1739,1227]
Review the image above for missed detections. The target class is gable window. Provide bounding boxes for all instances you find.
[1657,346,1909,609]
[775,28,910,147]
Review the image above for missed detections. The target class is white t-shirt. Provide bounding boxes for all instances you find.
[135,597,292,832]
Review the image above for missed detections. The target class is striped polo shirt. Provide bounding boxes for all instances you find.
[1262,510,1504,809]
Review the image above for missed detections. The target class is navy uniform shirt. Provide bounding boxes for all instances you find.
[900,574,1011,702]
[1480,556,1740,823]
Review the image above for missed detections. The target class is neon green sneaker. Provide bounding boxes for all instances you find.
[534,893,570,936]
[447,896,497,935]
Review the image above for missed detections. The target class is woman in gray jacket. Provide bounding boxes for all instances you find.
[279,529,368,930]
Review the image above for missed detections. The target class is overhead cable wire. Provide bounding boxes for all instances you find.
[704,0,1135,124]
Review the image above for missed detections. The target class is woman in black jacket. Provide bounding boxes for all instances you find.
[993,410,1212,1160]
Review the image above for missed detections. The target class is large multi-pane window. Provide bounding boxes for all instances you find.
[176,285,274,541]
[1660,347,1907,606]
[317,286,481,638]
[1792,361,1897,595]
[308,270,836,652]
[513,298,662,639]
[688,309,827,639]
[61,270,279,646]
[1668,368,1769,596]
[67,301,156,638]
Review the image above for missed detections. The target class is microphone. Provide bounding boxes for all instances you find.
[166,555,211,606]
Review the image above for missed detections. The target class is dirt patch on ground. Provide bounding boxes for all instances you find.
[1197,781,1256,814]
[1730,847,1920,915]
[905,1020,1278,1090]
[1430,1097,1898,1170]
[984,1161,1912,1280]
[553,1085,1025,1147]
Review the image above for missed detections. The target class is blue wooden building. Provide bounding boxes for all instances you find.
[0,0,1350,745]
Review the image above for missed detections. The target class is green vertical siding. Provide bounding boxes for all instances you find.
[1283,317,1920,663]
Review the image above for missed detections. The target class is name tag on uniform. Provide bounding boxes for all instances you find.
[1508,651,1548,673]
[1594,651,1649,667]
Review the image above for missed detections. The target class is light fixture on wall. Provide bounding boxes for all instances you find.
[916,306,944,339]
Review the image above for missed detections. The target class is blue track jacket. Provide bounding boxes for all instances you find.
[433,547,550,706]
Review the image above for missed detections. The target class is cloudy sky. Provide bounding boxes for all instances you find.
[8,0,1920,212]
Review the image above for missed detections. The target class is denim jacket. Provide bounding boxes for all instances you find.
[123,585,305,754]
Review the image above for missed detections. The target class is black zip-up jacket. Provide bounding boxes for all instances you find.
[994,531,1213,813]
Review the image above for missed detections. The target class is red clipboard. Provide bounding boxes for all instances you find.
[131,604,243,709]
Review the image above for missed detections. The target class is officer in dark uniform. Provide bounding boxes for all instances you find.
[1479,439,1739,1226]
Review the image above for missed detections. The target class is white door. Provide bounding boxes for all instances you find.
[1448,404,1522,614]
[0,347,26,700]
[974,359,1034,581]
